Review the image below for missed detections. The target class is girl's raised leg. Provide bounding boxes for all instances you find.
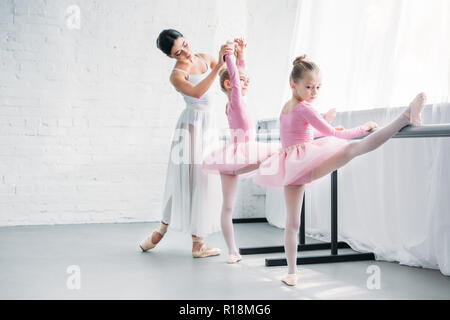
[310,93,426,182]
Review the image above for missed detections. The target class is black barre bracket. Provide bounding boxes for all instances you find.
[239,171,376,265]
[233,218,268,223]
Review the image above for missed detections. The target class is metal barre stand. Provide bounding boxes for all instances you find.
[237,124,450,266]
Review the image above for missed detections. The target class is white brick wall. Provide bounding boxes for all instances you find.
[0,0,297,226]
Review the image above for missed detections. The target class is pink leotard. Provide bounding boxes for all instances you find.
[280,102,367,148]
[225,54,255,143]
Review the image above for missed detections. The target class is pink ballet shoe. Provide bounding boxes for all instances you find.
[227,254,242,264]
[192,236,221,258]
[404,92,427,126]
[281,274,298,286]
[139,222,168,252]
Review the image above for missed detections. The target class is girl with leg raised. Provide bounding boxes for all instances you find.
[253,55,426,286]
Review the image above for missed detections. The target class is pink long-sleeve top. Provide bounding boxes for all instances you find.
[225,54,255,143]
[280,102,367,148]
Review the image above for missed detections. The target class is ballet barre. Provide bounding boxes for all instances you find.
[238,123,450,266]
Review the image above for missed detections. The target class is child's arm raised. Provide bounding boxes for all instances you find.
[234,37,246,69]
[225,54,244,112]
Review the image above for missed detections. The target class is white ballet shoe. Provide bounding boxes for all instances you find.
[281,273,298,286]
[404,92,427,126]
[139,222,168,252]
[227,254,242,264]
[192,236,221,258]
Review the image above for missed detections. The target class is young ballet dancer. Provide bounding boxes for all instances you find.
[202,41,339,264]
[253,55,426,286]
[202,38,274,263]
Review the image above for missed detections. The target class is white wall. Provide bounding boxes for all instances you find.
[0,0,297,226]
[245,0,298,121]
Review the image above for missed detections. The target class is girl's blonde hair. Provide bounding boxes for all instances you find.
[290,54,320,83]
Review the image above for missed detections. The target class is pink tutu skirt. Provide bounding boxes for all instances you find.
[252,136,349,188]
[202,140,281,178]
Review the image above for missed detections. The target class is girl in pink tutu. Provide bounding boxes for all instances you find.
[253,55,427,286]
[202,38,277,263]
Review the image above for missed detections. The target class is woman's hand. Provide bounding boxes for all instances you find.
[218,43,234,66]
[324,108,336,123]
[363,121,378,132]
[234,37,247,60]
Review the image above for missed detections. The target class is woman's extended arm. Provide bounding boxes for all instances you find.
[169,44,232,99]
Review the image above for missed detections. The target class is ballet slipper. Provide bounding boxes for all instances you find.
[404,92,427,126]
[139,222,168,252]
[281,273,298,286]
[192,236,221,258]
[227,254,242,264]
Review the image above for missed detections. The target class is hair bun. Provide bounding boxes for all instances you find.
[293,55,308,65]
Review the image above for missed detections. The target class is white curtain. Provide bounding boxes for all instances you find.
[279,0,450,113]
[265,0,450,276]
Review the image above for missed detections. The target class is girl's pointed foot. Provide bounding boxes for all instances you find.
[403,92,427,126]
[281,273,298,286]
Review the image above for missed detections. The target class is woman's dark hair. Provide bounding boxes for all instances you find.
[156,29,184,56]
